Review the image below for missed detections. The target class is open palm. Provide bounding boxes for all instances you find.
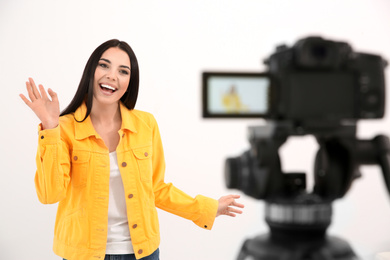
[20,78,60,129]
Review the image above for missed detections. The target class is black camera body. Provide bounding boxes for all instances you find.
[266,36,386,122]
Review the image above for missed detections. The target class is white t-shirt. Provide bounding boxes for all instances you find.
[106,152,134,254]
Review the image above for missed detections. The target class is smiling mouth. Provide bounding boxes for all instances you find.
[100,84,117,93]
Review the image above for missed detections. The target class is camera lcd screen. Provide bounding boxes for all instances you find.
[202,72,271,118]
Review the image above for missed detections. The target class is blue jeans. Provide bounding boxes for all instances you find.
[64,248,159,260]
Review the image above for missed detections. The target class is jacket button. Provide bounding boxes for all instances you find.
[128,194,134,199]
[122,162,127,167]
[132,224,138,229]
[74,156,78,161]
[144,152,148,157]
[40,135,44,139]
[138,249,143,255]
[204,225,208,228]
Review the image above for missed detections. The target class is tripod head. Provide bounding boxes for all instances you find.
[225,120,390,202]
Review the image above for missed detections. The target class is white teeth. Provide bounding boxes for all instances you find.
[100,84,116,91]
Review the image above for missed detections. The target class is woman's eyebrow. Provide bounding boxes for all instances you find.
[99,58,130,70]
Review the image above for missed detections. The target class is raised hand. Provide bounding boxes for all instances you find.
[20,78,60,130]
[216,194,244,217]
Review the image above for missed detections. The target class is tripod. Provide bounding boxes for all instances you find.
[225,121,390,260]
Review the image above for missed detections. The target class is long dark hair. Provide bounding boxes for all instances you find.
[60,39,139,121]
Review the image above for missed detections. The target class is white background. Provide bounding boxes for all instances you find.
[1,0,390,259]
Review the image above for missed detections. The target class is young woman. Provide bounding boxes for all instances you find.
[20,39,244,260]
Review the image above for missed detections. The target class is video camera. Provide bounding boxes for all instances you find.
[203,36,386,121]
[202,36,390,260]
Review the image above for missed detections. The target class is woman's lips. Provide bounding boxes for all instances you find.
[100,84,117,95]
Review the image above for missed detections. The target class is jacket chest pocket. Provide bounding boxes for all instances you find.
[132,146,153,182]
[71,151,91,188]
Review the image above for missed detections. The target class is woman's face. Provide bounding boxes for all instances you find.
[93,47,131,106]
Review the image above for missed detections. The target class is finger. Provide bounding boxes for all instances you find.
[231,200,245,208]
[19,94,32,107]
[29,78,41,99]
[227,207,243,215]
[225,212,237,217]
[47,88,58,102]
[26,81,36,101]
[225,195,241,202]
[220,194,240,203]
[39,84,49,100]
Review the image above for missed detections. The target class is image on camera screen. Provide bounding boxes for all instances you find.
[203,72,270,118]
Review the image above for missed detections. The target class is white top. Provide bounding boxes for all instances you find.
[106,152,134,254]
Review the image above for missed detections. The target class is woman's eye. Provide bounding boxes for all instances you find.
[99,63,108,68]
[120,70,130,75]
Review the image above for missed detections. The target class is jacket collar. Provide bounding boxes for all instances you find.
[119,102,138,134]
[74,102,137,140]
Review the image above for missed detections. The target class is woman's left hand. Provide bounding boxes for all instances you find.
[216,194,244,217]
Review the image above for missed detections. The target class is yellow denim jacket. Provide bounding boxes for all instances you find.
[35,102,218,260]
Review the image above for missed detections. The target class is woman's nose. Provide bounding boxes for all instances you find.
[106,70,116,81]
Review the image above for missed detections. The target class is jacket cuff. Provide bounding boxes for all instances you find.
[193,195,218,230]
[38,123,61,145]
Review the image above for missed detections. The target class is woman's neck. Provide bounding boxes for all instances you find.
[90,101,122,152]
[90,101,122,127]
